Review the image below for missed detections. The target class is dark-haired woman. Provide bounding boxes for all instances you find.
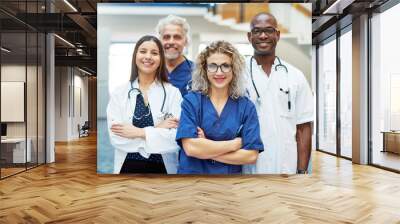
[107,35,182,174]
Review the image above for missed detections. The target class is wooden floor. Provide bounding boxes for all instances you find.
[1,167,26,178]
[1,135,400,223]
[372,150,400,171]
[1,163,45,178]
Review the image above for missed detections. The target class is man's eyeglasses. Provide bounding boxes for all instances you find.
[251,27,279,36]
[206,63,232,73]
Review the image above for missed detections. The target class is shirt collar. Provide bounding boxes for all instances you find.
[250,56,281,75]
[169,59,191,75]
[132,78,161,90]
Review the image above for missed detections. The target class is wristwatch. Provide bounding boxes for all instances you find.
[296,169,308,174]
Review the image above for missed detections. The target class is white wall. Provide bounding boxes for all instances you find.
[1,63,46,164]
[55,66,68,141]
[1,65,29,138]
[276,38,311,84]
[72,73,89,138]
[269,3,312,44]
[54,67,89,141]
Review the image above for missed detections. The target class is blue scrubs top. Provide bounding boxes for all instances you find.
[176,92,264,174]
[168,58,193,96]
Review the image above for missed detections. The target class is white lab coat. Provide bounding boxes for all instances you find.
[243,56,314,174]
[107,79,182,174]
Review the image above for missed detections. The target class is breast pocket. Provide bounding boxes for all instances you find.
[278,86,296,119]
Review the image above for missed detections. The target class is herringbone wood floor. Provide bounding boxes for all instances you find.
[1,135,400,224]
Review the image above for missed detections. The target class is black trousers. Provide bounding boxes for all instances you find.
[120,158,167,174]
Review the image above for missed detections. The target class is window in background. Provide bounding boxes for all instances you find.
[108,43,135,95]
[317,37,337,155]
[100,42,134,174]
[390,74,400,131]
[339,29,352,158]
[0,0,47,179]
[1,31,28,178]
[371,3,400,171]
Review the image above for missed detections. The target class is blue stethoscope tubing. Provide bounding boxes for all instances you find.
[249,56,291,110]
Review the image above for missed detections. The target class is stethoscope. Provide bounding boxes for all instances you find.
[127,81,172,121]
[249,56,291,110]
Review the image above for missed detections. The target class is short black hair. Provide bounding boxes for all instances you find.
[250,12,278,30]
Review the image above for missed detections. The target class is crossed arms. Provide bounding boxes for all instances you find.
[181,127,259,165]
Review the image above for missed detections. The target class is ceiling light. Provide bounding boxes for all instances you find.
[323,0,355,15]
[63,0,78,12]
[54,34,75,48]
[1,47,11,53]
[78,67,92,76]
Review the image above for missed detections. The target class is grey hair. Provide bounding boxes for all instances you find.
[155,14,191,45]
[191,40,247,99]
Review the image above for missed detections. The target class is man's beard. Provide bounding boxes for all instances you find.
[165,51,180,60]
[254,48,274,56]
[252,42,275,56]
[164,44,182,60]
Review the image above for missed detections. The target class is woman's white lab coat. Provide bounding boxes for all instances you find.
[107,79,182,174]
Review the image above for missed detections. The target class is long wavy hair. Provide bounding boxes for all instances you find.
[130,35,169,83]
[191,40,246,99]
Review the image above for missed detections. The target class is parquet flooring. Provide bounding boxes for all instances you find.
[1,167,26,177]
[1,134,400,223]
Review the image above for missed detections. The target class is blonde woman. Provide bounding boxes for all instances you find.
[176,40,263,174]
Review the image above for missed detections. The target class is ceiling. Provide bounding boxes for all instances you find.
[311,0,390,44]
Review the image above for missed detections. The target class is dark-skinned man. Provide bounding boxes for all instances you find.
[243,12,313,174]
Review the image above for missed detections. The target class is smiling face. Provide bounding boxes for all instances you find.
[206,53,233,92]
[247,13,280,56]
[160,24,187,61]
[135,40,161,77]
